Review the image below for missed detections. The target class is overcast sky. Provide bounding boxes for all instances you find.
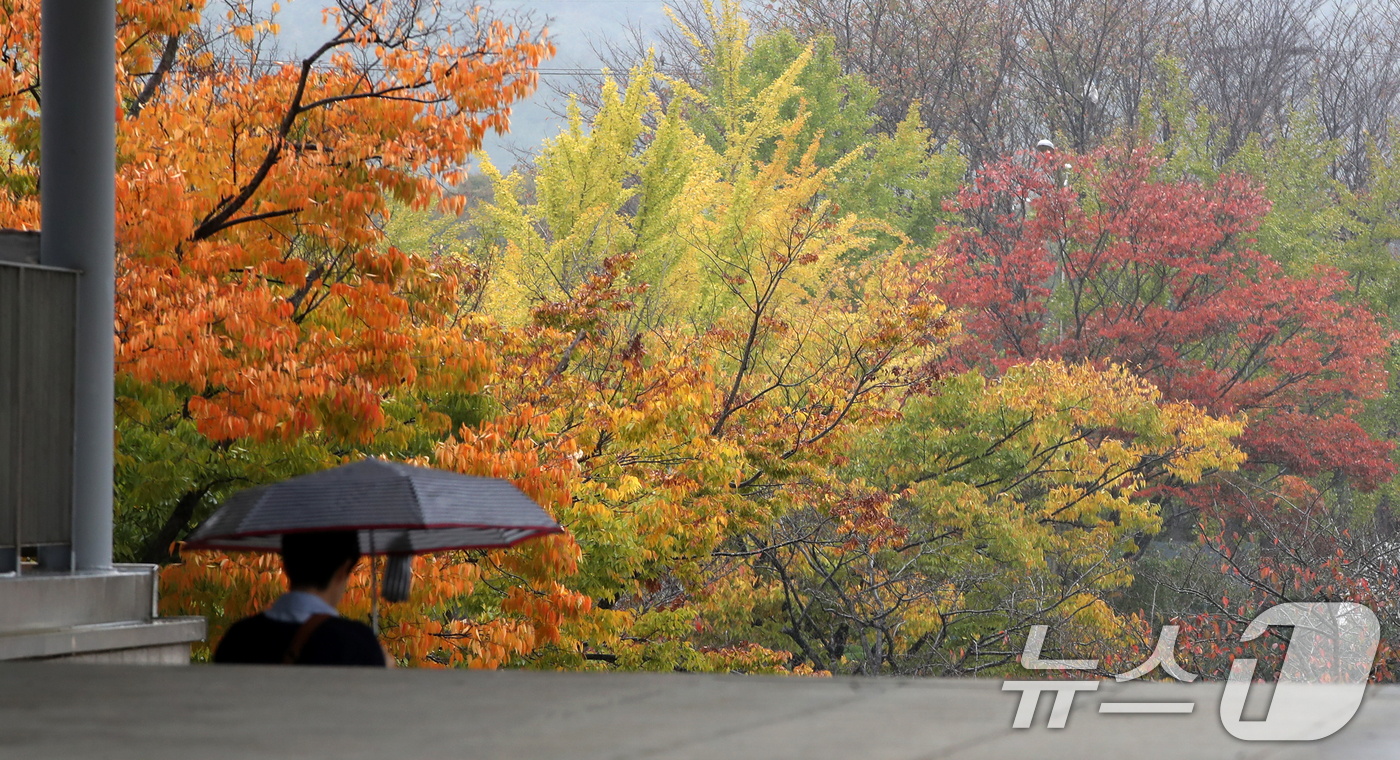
[235,0,674,171]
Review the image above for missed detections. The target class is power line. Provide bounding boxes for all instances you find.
[534,67,692,75]
[230,58,690,77]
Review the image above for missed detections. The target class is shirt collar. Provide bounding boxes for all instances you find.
[264,590,341,624]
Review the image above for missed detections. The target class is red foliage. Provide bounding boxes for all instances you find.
[937,146,1394,497]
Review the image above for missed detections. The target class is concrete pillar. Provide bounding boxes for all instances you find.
[40,0,116,571]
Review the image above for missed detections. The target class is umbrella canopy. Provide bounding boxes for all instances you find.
[183,458,563,554]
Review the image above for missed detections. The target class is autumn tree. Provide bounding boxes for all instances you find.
[434,0,1250,674]
[683,19,964,249]
[0,0,617,667]
[0,0,554,564]
[940,147,1391,514]
[1103,106,1400,676]
[1,0,1346,677]
[318,0,960,671]
[698,362,1242,675]
[934,145,1399,671]
[1118,473,1400,681]
[107,0,545,444]
[557,0,966,249]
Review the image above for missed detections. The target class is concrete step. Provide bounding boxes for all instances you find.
[0,617,206,662]
[0,564,158,632]
[0,563,205,662]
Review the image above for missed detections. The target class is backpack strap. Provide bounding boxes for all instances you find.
[282,613,332,664]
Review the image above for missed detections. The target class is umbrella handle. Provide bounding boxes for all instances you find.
[381,554,413,602]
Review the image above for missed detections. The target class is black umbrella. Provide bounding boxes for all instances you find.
[183,458,563,630]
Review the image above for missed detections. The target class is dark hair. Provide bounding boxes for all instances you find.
[281,531,362,590]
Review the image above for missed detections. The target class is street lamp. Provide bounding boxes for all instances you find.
[1035,139,1071,188]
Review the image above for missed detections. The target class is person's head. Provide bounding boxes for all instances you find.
[281,531,361,603]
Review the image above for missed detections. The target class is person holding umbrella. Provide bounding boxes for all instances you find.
[214,531,392,666]
[184,458,564,667]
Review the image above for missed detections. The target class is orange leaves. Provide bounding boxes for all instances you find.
[435,406,577,517]
[529,252,645,333]
[82,0,552,445]
[163,549,515,667]
[500,534,584,581]
[162,546,593,669]
[159,550,289,659]
[502,581,594,647]
[0,0,41,126]
[51,2,595,670]
[438,618,538,671]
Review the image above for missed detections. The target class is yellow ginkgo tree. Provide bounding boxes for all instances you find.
[436,3,959,670]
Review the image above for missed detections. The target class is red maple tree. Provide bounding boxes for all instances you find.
[938,146,1393,510]
[936,146,1400,677]
[935,145,1400,676]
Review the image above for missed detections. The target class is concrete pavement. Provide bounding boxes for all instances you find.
[2,663,1399,758]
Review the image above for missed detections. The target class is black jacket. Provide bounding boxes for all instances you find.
[214,613,387,666]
